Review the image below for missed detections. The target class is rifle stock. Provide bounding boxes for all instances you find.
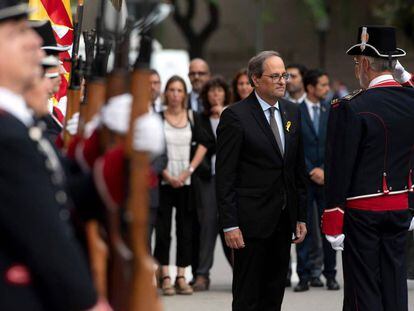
[126,69,161,311]
[63,1,84,148]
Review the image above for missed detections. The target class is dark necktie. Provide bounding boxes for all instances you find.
[312,105,320,134]
[269,106,284,155]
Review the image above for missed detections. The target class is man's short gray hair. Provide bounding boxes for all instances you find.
[365,56,397,72]
[247,51,281,85]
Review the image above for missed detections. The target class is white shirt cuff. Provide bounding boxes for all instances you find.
[223,226,239,232]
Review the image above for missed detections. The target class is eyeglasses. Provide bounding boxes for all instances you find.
[263,73,290,83]
[189,71,208,77]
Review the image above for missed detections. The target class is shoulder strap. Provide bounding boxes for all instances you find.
[188,109,194,127]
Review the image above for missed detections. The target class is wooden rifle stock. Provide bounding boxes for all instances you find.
[64,88,81,146]
[126,69,161,311]
[83,78,109,298]
[104,70,135,311]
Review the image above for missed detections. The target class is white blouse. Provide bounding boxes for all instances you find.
[163,120,192,186]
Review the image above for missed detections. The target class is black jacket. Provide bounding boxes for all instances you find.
[0,112,96,311]
[325,86,414,209]
[216,92,307,239]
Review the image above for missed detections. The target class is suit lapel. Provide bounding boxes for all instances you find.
[279,100,290,158]
[300,102,317,137]
[319,102,329,136]
[249,94,283,159]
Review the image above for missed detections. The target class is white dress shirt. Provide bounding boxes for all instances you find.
[189,91,200,112]
[286,92,307,104]
[304,96,321,122]
[0,87,33,127]
[255,91,285,152]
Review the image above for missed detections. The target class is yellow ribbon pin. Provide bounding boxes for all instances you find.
[286,121,291,132]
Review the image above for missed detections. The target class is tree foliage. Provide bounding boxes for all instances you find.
[375,0,414,41]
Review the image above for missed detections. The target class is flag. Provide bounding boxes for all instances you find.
[28,0,74,115]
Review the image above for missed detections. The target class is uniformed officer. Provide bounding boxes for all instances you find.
[322,26,414,311]
[0,1,106,310]
[30,19,71,143]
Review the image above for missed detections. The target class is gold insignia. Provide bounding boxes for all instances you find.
[286,121,291,132]
[343,89,364,100]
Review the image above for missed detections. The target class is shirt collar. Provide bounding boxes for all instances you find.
[304,96,321,109]
[255,91,279,112]
[286,92,306,104]
[0,87,33,127]
[368,74,395,88]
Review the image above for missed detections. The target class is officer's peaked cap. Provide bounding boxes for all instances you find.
[0,0,31,23]
[29,20,70,55]
[346,25,406,59]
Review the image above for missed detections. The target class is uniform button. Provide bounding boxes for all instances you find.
[55,191,67,204]
[51,174,62,185]
[45,159,53,170]
[389,187,393,191]
[59,209,70,221]
[377,190,381,193]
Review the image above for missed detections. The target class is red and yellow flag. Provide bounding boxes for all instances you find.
[28,0,73,115]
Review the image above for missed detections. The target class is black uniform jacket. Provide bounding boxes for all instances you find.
[216,92,307,239]
[325,85,414,210]
[0,112,97,311]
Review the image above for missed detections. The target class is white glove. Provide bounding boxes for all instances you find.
[409,217,414,231]
[65,112,79,135]
[83,114,102,139]
[101,93,132,134]
[326,234,345,251]
[133,112,164,157]
[393,60,412,84]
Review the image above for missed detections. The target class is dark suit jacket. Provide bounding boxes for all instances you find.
[0,112,96,311]
[299,100,330,173]
[216,92,307,239]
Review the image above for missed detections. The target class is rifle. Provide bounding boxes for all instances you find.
[126,30,162,311]
[63,0,84,148]
[83,0,111,299]
[103,9,135,310]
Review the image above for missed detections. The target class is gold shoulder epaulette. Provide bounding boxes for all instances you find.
[342,89,364,101]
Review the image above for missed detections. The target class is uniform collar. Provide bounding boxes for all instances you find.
[0,87,33,127]
[368,74,401,89]
[255,91,280,111]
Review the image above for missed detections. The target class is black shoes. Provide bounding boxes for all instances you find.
[326,278,340,290]
[310,277,324,287]
[293,280,309,292]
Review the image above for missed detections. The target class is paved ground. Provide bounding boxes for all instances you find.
[158,235,414,311]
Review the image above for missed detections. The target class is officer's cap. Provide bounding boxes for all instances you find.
[347,26,406,59]
[0,0,31,23]
[29,20,70,55]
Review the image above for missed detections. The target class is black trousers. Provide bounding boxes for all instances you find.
[232,210,292,311]
[154,185,192,267]
[342,208,411,311]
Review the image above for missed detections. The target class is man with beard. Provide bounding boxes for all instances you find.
[285,63,307,104]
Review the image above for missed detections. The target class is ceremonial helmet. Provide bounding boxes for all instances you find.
[0,0,31,23]
[346,25,406,59]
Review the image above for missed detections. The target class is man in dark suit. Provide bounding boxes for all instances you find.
[294,69,339,292]
[216,50,308,311]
